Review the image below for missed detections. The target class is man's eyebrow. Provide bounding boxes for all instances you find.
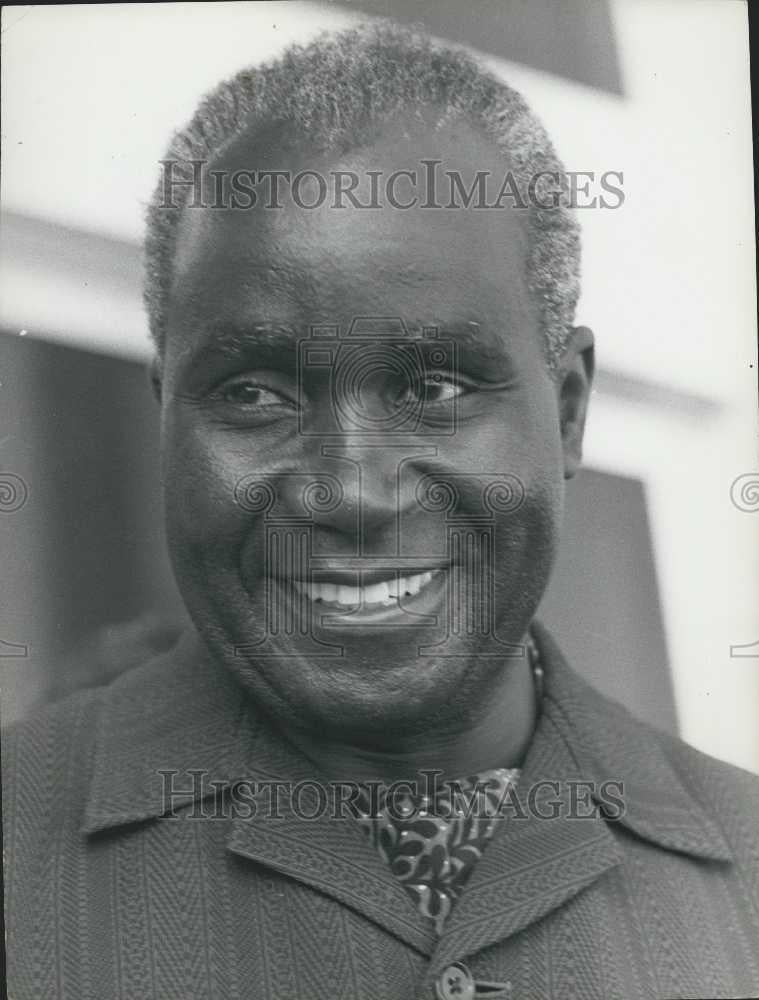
[440,321,503,349]
[191,325,301,363]
[188,320,513,372]
[431,321,515,366]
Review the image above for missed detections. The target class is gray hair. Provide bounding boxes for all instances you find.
[144,21,581,370]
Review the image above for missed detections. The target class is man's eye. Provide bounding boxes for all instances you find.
[397,376,467,406]
[219,379,293,407]
[422,377,466,404]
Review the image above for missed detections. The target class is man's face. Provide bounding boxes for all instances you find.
[159,116,572,740]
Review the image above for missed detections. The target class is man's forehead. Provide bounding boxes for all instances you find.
[167,107,538,374]
[170,101,531,269]
[213,105,507,174]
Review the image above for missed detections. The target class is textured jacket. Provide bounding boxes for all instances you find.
[3,623,759,1000]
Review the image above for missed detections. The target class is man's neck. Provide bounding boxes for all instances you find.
[279,651,538,786]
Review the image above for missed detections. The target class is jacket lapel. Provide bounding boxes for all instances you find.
[427,698,622,977]
[82,629,436,956]
[426,621,732,977]
[224,703,438,956]
[534,624,732,862]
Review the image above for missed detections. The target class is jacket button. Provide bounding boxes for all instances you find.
[435,962,476,1000]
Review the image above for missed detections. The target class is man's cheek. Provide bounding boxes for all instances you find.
[164,443,247,547]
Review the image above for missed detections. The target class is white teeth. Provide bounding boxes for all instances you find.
[292,571,437,608]
[363,582,389,605]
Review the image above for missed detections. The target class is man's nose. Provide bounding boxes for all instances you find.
[282,437,437,544]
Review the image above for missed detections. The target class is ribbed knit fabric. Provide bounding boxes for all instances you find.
[3,622,759,1000]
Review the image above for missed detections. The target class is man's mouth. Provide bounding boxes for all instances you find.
[292,570,440,609]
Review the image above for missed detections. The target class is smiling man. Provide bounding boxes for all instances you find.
[4,22,758,1000]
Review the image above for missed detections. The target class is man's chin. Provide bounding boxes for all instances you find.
[220,635,504,744]
[188,576,535,738]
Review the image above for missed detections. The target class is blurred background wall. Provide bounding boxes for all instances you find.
[1,0,757,772]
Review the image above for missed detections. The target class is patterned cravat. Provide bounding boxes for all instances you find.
[356,767,520,935]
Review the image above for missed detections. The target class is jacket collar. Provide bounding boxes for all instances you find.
[83,629,437,955]
[529,621,732,863]
[83,622,732,862]
[83,622,732,960]
[83,629,248,834]
[421,621,733,980]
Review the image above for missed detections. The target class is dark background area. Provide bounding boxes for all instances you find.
[331,0,623,94]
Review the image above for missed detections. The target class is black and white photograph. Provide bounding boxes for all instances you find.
[1,2,758,998]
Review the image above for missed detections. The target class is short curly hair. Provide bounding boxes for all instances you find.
[144,21,581,370]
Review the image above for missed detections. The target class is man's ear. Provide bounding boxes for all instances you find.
[557,326,594,480]
[149,355,163,404]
